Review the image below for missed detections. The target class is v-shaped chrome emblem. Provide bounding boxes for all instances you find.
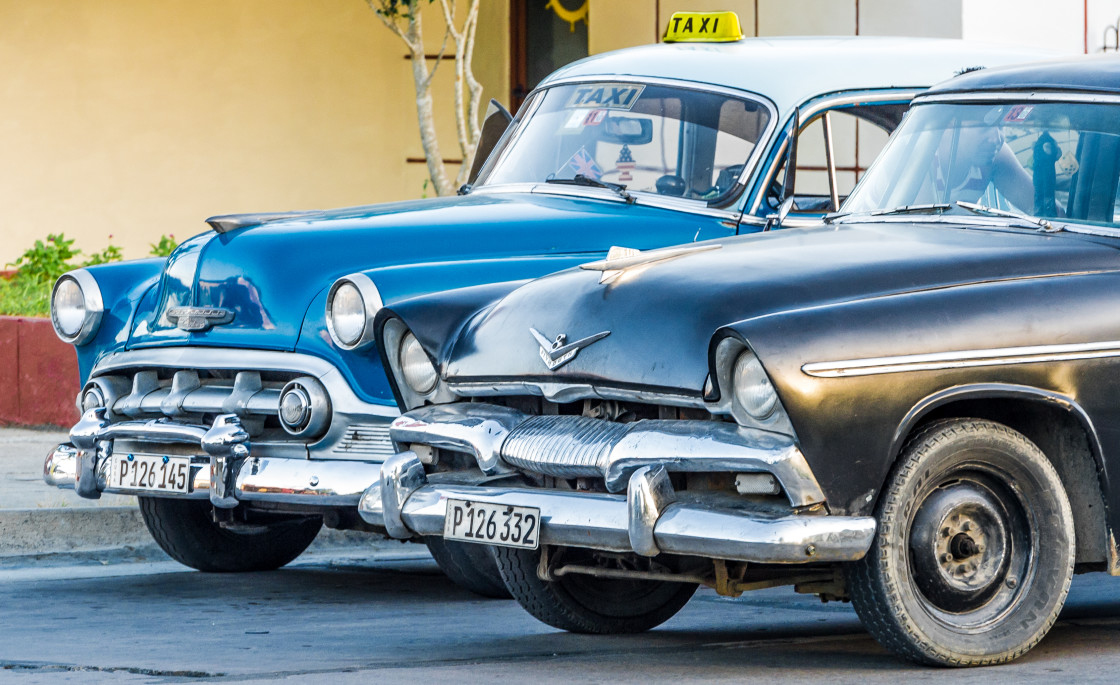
[530,328,610,371]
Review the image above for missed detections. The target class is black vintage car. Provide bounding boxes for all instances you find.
[360,56,1120,665]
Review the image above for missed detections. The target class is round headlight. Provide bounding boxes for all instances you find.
[325,274,382,350]
[399,332,438,395]
[733,353,778,420]
[53,279,86,338]
[328,283,365,346]
[80,387,105,413]
[50,271,104,345]
[278,377,330,438]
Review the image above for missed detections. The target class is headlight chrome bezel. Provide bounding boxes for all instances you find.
[399,332,439,395]
[277,376,331,438]
[50,270,105,345]
[325,273,383,351]
[709,337,794,435]
[382,317,458,410]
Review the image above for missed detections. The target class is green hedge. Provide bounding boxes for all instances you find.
[0,233,177,317]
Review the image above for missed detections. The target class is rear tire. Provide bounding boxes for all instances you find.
[849,419,1075,666]
[139,497,322,572]
[425,537,512,599]
[494,545,696,633]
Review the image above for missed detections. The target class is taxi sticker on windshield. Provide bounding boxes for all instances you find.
[565,84,645,111]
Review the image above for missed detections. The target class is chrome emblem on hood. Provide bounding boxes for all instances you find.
[530,327,610,371]
[167,306,235,332]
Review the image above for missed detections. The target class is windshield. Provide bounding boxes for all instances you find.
[476,82,771,203]
[844,101,1120,230]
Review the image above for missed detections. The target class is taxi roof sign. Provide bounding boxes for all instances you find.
[662,11,744,43]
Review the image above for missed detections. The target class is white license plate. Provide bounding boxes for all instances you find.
[110,453,192,494]
[443,499,540,550]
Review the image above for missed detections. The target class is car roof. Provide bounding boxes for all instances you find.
[539,36,1053,115]
[925,54,1120,96]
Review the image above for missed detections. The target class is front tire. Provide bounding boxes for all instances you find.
[425,537,512,599]
[849,419,1075,666]
[139,497,323,572]
[494,545,696,633]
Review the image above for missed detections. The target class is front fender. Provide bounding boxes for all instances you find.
[74,259,165,383]
[722,270,1120,515]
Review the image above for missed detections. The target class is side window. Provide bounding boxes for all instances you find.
[792,111,890,212]
[765,103,904,215]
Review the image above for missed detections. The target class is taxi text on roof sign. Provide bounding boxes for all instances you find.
[662,11,744,43]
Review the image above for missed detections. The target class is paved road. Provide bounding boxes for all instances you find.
[3,550,1120,684]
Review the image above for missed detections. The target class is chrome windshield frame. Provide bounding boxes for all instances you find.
[472,75,779,217]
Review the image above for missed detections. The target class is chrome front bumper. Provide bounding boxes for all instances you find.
[44,409,385,509]
[359,452,877,565]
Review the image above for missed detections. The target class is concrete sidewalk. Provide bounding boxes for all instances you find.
[0,426,400,563]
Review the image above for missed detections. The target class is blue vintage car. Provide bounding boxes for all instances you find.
[42,21,1043,592]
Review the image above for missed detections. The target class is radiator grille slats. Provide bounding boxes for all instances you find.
[500,415,629,478]
[332,423,395,457]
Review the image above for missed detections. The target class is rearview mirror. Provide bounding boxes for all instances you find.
[599,116,654,145]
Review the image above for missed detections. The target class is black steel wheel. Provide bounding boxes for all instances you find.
[849,419,1075,666]
[425,537,512,599]
[139,497,322,572]
[494,545,697,634]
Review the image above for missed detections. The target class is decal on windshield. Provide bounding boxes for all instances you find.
[558,146,603,180]
[564,84,645,111]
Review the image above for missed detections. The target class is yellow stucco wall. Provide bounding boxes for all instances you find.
[1,0,1102,266]
[0,0,508,265]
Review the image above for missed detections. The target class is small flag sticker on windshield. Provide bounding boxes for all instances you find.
[562,147,603,181]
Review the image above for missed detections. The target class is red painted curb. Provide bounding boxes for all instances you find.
[0,316,79,428]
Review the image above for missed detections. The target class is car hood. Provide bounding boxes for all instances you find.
[443,221,1120,396]
[126,192,712,351]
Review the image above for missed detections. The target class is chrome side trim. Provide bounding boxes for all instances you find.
[393,404,825,508]
[802,340,1120,378]
[372,477,875,564]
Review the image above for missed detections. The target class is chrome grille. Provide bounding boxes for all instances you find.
[331,423,395,458]
[500,415,629,478]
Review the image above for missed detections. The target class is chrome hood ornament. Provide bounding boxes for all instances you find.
[167,306,235,332]
[581,244,722,284]
[530,327,610,371]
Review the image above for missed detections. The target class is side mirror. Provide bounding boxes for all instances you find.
[467,99,514,186]
[765,196,796,231]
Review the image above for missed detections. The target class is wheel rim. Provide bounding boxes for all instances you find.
[907,465,1034,629]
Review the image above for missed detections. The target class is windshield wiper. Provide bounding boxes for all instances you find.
[869,203,952,216]
[545,174,633,202]
[955,201,1063,233]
